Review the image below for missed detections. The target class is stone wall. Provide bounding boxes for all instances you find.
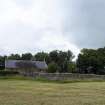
[20,72,105,81]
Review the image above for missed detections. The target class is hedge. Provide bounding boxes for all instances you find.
[0,70,19,76]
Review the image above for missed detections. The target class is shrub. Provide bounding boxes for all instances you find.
[47,62,58,73]
[67,63,76,73]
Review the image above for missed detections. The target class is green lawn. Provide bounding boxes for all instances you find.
[0,79,105,105]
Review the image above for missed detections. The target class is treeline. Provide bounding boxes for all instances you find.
[0,47,105,75]
[0,50,75,73]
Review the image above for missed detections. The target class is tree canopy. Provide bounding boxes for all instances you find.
[1,47,105,75]
[76,47,105,74]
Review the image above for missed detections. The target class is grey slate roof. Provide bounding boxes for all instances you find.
[5,60,48,69]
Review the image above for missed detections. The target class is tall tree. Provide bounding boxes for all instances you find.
[21,53,33,60]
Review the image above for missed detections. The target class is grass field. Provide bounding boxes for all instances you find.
[0,78,105,105]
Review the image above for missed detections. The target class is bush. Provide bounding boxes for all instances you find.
[0,70,19,76]
[67,63,76,73]
[47,62,58,73]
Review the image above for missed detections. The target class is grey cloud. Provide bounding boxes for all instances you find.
[15,0,34,7]
[64,0,105,48]
[0,0,105,56]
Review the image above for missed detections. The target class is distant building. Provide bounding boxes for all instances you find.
[5,60,48,72]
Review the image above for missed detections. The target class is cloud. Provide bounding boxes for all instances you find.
[0,0,105,57]
[64,0,105,48]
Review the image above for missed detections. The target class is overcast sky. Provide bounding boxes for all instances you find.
[0,0,105,57]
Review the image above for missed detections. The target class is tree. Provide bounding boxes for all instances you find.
[76,48,105,74]
[8,54,21,60]
[34,52,50,63]
[21,53,33,60]
[49,50,59,63]
[49,50,74,73]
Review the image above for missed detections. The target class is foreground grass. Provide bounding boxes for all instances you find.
[0,78,105,105]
